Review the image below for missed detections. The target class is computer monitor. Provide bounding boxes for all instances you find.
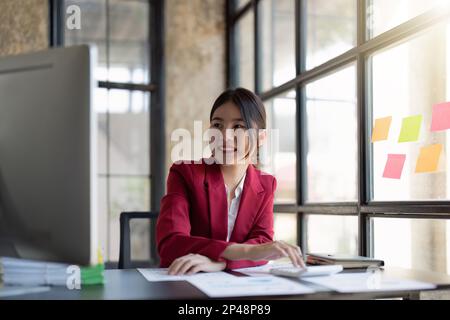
[0,45,98,266]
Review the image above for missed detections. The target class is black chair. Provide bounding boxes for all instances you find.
[118,211,159,269]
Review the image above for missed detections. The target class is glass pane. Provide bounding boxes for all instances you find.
[95,88,108,174]
[130,218,150,261]
[368,0,446,39]
[274,213,297,245]
[303,0,357,70]
[261,90,296,204]
[306,214,358,255]
[260,0,296,91]
[64,0,149,84]
[109,90,150,175]
[373,217,450,275]
[109,177,150,261]
[108,0,149,84]
[305,64,357,202]
[371,20,450,201]
[97,177,108,261]
[236,11,255,91]
[65,0,107,81]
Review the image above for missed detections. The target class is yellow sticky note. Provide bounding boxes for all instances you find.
[398,115,422,143]
[372,116,392,142]
[97,248,104,264]
[415,144,443,173]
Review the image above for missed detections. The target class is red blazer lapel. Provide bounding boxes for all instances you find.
[204,160,266,243]
[229,164,265,242]
[204,161,228,241]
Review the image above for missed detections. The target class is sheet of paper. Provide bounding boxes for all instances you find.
[415,144,443,173]
[302,272,436,293]
[382,154,406,179]
[398,115,422,142]
[187,275,315,298]
[137,268,235,282]
[431,102,450,131]
[372,116,392,142]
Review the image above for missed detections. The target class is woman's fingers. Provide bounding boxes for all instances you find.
[168,256,192,275]
[168,257,187,275]
[177,259,196,275]
[288,245,303,268]
[272,244,289,260]
[286,246,301,268]
[169,255,207,275]
[278,241,304,268]
[296,246,306,268]
[168,254,212,275]
[187,264,203,275]
[168,258,184,275]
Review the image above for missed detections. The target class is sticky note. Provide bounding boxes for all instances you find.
[398,115,422,143]
[415,144,443,173]
[431,102,450,132]
[372,116,392,142]
[382,154,406,179]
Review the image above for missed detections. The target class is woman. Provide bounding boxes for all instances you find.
[156,88,305,275]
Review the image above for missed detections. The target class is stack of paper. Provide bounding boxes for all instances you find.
[137,268,315,298]
[0,257,104,287]
[187,274,315,298]
[306,253,384,269]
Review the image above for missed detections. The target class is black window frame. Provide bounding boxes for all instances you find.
[49,0,165,266]
[227,0,450,257]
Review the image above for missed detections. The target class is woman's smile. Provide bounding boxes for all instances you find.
[218,145,237,153]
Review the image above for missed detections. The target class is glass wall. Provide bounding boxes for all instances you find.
[230,0,450,272]
[64,0,151,262]
[305,64,357,202]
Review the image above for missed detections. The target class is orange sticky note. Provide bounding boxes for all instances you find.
[383,154,406,179]
[372,116,392,142]
[415,144,443,173]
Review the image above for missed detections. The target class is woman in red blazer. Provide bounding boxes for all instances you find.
[156,88,305,275]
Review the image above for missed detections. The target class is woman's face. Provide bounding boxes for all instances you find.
[209,102,253,165]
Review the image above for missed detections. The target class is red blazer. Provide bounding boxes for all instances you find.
[156,158,277,270]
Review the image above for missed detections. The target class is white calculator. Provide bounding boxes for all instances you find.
[269,265,343,278]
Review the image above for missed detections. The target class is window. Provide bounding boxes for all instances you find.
[368,0,446,38]
[303,0,357,70]
[304,64,357,202]
[306,214,358,255]
[229,0,450,270]
[261,90,297,204]
[236,10,255,91]
[260,0,296,91]
[59,0,164,265]
[370,20,450,201]
[274,213,297,245]
[373,217,450,274]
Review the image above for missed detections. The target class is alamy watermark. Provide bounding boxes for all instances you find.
[170,122,280,169]
[66,265,81,290]
[66,5,81,30]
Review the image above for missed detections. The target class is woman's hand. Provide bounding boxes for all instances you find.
[247,241,306,268]
[168,253,226,275]
[221,241,306,268]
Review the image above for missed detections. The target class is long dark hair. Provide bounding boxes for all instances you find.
[209,88,266,165]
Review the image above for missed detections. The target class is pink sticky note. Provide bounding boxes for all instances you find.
[431,102,450,131]
[383,154,406,179]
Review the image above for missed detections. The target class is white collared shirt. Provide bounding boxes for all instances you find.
[225,173,246,242]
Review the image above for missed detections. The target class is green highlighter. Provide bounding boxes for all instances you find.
[81,263,105,285]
